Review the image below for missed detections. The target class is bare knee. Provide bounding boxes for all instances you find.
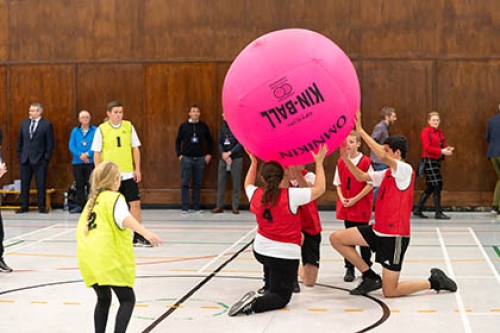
[382,286,399,298]
[329,232,340,248]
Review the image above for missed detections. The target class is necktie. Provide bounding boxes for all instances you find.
[29,120,35,139]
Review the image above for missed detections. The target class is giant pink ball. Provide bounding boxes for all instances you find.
[222,28,360,166]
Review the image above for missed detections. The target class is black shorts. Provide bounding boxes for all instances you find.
[118,178,140,203]
[301,231,321,267]
[357,224,410,272]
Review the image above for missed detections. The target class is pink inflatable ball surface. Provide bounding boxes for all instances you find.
[222,28,360,166]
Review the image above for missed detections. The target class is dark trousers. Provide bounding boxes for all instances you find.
[344,220,372,269]
[92,285,135,333]
[216,157,242,209]
[20,160,48,210]
[0,212,4,258]
[254,251,299,313]
[180,156,205,211]
[72,163,94,207]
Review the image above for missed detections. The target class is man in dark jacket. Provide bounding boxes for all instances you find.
[16,103,54,213]
[175,105,213,213]
[212,113,243,214]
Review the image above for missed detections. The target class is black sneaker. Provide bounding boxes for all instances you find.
[228,291,257,316]
[435,212,451,220]
[0,258,13,273]
[293,279,301,293]
[344,268,355,282]
[350,276,382,295]
[133,236,153,247]
[412,208,428,219]
[429,268,457,292]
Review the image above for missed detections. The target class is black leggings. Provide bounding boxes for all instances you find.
[0,212,4,258]
[92,284,135,333]
[423,182,443,196]
[254,251,299,313]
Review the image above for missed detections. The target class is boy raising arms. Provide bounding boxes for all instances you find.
[330,110,457,297]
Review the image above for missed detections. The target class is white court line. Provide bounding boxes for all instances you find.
[468,227,500,284]
[196,226,257,273]
[6,223,60,241]
[7,228,76,252]
[436,227,472,333]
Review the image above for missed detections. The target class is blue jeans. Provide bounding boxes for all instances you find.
[373,162,388,203]
[181,156,206,211]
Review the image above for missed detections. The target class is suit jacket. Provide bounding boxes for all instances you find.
[486,114,500,158]
[17,118,55,164]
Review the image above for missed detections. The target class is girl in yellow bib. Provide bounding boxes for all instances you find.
[76,161,161,333]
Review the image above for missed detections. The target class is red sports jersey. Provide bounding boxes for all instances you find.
[290,170,322,235]
[336,156,373,222]
[250,188,302,246]
[373,168,415,236]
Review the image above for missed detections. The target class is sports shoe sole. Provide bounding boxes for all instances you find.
[228,291,256,316]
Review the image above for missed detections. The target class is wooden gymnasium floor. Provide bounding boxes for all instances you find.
[0,209,499,332]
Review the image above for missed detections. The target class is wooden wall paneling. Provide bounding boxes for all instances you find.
[9,65,75,198]
[361,0,443,58]
[436,61,500,199]
[143,0,361,61]
[0,0,7,61]
[8,0,143,62]
[287,0,362,58]
[143,0,228,60]
[9,1,80,61]
[76,63,145,191]
[0,66,8,188]
[73,0,144,61]
[439,0,500,58]
[143,62,218,205]
[76,64,145,127]
[360,60,434,187]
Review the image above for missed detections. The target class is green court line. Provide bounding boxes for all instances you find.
[5,240,25,248]
[493,246,500,258]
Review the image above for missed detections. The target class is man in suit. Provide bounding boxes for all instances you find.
[16,103,55,213]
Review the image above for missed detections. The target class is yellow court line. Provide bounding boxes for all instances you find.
[30,301,48,304]
[308,308,328,312]
[0,300,14,303]
[490,309,500,312]
[454,309,473,313]
[165,305,184,309]
[63,302,81,305]
[200,306,220,309]
[279,307,291,311]
[418,310,437,313]
[390,310,401,313]
[345,309,363,313]
[135,304,149,308]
